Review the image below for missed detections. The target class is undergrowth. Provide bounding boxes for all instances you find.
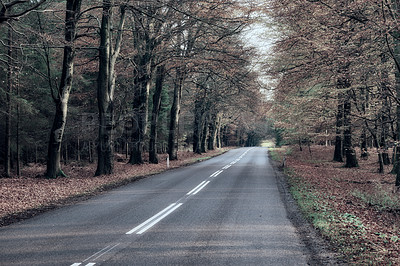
[352,184,400,212]
[283,167,374,263]
[269,145,400,264]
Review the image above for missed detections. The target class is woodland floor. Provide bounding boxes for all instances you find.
[273,145,400,265]
[0,148,230,227]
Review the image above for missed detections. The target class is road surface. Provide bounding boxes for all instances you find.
[0,147,310,265]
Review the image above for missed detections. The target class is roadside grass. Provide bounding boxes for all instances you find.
[268,146,292,162]
[269,147,392,264]
[283,167,373,263]
[352,184,400,213]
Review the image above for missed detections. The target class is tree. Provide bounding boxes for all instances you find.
[149,64,165,163]
[46,0,82,178]
[0,0,46,24]
[3,23,13,177]
[167,0,253,160]
[128,1,166,164]
[95,1,126,176]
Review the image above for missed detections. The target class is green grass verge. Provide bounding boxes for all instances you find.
[352,184,400,212]
[283,167,381,264]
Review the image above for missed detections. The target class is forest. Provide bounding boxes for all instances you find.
[0,0,269,178]
[266,0,400,189]
[3,0,400,263]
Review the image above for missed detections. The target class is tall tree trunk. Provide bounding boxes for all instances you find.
[129,18,153,165]
[95,2,125,176]
[389,0,400,186]
[200,113,209,153]
[193,101,203,154]
[380,54,391,165]
[149,65,165,164]
[193,87,206,154]
[391,63,400,174]
[207,113,219,150]
[216,116,222,148]
[4,24,13,177]
[129,68,151,164]
[46,0,81,178]
[333,92,344,162]
[395,58,400,185]
[343,90,358,168]
[16,71,20,176]
[168,68,184,160]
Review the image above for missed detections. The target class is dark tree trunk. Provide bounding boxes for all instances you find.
[96,0,113,175]
[343,91,358,168]
[200,114,209,153]
[168,68,184,160]
[216,115,222,148]
[390,3,400,186]
[373,120,384,174]
[129,52,152,164]
[130,72,151,164]
[95,2,125,175]
[380,54,391,165]
[46,0,81,178]
[360,87,368,159]
[360,127,368,159]
[333,93,344,162]
[4,24,12,177]
[207,113,219,151]
[149,65,165,164]
[129,17,154,165]
[193,102,203,154]
[16,71,20,176]
[193,95,206,154]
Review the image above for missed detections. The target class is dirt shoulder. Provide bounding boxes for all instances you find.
[270,145,400,264]
[0,149,230,227]
[269,153,345,265]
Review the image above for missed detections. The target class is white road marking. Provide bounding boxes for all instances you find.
[78,243,120,265]
[210,170,223,177]
[186,181,207,195]
[72,149,257,264]
[191,181,210,195]
[136,203,183,234]
[126,203,183,235]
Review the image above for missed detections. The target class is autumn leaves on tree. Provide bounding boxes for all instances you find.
[267,0,400,186]
[0,0,266,178]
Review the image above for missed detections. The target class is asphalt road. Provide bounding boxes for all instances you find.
[0,147,310,265]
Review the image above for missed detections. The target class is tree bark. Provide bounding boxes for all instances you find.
[129,64,151,164]
[129,15,154,165]
[168,68,184,160]
[333,92,344,162]
[4,24,13,177]
[193,86,207,154]
[389,0,400,186]
[46,0,81,178]
[343,91,358,168]
[149,65,165,164]
[95,2,125,176]
[200,113,209,153]
[207,113,219,150]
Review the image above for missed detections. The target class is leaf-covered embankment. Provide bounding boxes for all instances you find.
[271,145,400,264]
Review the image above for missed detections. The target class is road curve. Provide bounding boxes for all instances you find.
[0,147,309,265]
